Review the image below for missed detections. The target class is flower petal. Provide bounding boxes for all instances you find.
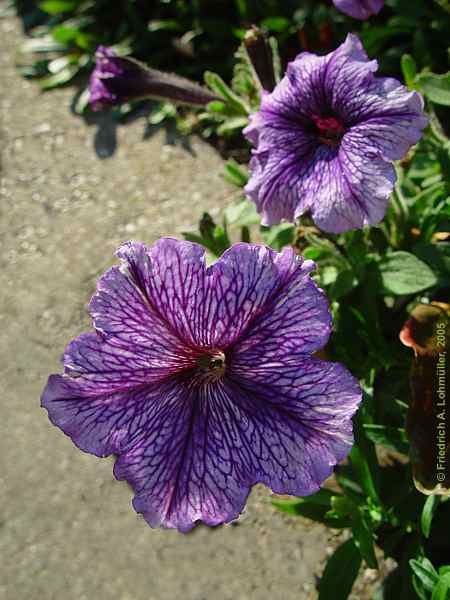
[84,243,197,384]
[119,239,323,350]
[226,358,362,494]
[114,356,360,532]
[113,375,252,532]
[232,253,331,361]
[247,141,395,232]
[41,375,165,457]
[205,243,316,347]
[333,0,384,20]
[115,238,209,348]
[346,84,428,160]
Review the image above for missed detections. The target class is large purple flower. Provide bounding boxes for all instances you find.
[41,238,361,532]
[89,46,217,111]
[244,34,427,233]
[333,0,384,20]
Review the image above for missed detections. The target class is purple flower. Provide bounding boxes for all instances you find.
[41,238,361,532]
[89,46,218,111]
[333,0,384,20]
[244,34,427,233]
[89,46,126,110]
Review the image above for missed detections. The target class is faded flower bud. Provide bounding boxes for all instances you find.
[400,303,450,496]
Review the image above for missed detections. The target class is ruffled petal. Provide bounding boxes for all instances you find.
[246,140,394,232]
[310,134,396,232]
[333,0,384,20]
[84,243,198,384]
[115,376,252,532]
[345,85,428,160]
[232,251,331,361]
[245,141,325,226]
[118,239,322,350]
[41,375,170,457]
[116,239,209,348]
[205,243,315,347]
[112,356,360,532]
[225,358,362,494]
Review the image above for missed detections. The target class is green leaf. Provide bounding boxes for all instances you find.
[260,16,291,33]
[351,402,381,504]
[39,0,76,13]
[410,558,439,592]
[273,488,335,509]
[328,495,357,517]
[378,251,438,295]
[224,201,259,227]
[318,539,362,600]
[216,116,248,136]
[21,37,65,53]
[147,19,181,32]
[353,513,378,569]
[416,72,450,106]
[39,64,79,89]
[413,575,431,600]
[363,425,409,454]
[432,573,450,600]
[330,269,358,300]
[206,100,229,114]
[51,25,79,44]
[327,496,378,569]
[319,265,338,287]
[223,159,249,188]
[401,54,418,88]
[421,495,440,538]
[147,102,176,125]
[413,243,450,285]
[272,491,350,527]
[204,71,250,115]
[47,56,71,74]
[350,444,380,505]
[73,87,90,115]
[260,223,294,251]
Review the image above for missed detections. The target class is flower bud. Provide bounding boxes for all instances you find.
[243,27,277,93]
[89,46,219,111]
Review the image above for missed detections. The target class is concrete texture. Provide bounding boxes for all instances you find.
[0,15,335,600]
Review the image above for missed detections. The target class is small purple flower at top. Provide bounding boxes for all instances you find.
[244,34,427,233]
[89,46,218,111]
[41,238,361,532]
[333,0,384,20]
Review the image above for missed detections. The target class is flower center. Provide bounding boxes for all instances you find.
[312,115,346,148]
[197,351,226,380]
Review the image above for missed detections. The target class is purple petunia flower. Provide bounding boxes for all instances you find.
[89,46,218,111]
[333,0,384,20]
[41,238,361,532]
[244,34,427,233]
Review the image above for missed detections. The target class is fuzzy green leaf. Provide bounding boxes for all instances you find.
[378,251,438,295]
[318,539,362,600]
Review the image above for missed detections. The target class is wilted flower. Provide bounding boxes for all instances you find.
[333,0,384,20]
[41,238,361,532]
[244,34,427,233]
[89,46,218,111]
[401,303,450,495]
